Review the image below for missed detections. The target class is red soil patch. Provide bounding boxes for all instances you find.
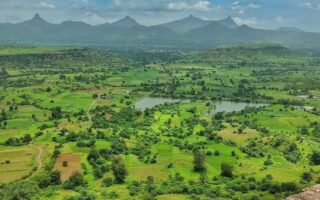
[53,153,81,181]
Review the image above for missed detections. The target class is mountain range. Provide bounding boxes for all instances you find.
[0,13,320,49]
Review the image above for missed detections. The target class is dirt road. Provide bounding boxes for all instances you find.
[25,144,43,180]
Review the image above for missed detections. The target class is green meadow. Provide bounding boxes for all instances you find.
[0,45,320,200]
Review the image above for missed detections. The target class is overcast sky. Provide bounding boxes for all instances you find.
[0,0,320,32]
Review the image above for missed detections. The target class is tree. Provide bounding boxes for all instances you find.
[310,151,320,165]
[65,190,96,200]
[299,126,309,135]
[22,134,32,144]
[102,177,113,187]
[1,181,40,200]
[37,170,61,188]
[63,171,85,189]
[50,170,62,185]
[300,172,312,183]
[193,150,206,172]
[281,182,298,192]
[214,112,224,120]
[51,107,62,119]
[220,162,233,177]
[5,137,20,146]
[112,156,127,183]
[87,149,100,162]
[63,161,68,167]
[92,94,99,99]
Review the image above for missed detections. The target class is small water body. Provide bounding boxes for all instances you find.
[297,95,310,99]
[296,95,318,99]
[207,101,266,115]
[135,97,266,114]
[135,97,187,111]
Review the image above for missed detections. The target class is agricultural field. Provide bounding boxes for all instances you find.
[0,145,37,184]
[0,45,320,200]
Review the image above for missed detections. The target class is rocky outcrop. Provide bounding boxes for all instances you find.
[286,185,320,200]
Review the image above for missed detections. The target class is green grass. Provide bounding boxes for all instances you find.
[38,92,93,112]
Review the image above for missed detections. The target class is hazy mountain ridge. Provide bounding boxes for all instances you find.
[0,14,320,49]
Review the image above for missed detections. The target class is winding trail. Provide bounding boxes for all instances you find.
[25,144,43,181]
[87,100,96,122]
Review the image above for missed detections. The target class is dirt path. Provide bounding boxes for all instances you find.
[25,144,43,180]
[87,100,96,122]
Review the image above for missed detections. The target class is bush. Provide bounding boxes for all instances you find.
[281,182,298,192]
[63,171,85,189]
[220,162,233,177]
[62,161,68,167]
[102,177,113,187]
[300,172,312,183]
[264,159,273,166]
[310,151,320,165]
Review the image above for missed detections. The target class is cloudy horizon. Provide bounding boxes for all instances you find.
[0,0,320,32]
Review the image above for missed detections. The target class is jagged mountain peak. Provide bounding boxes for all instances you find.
[160,15,211,33]
[183,15,206,22]
[112,16,142,28]
[218,15,238,29]
[31,13,46,22]
[19,13,50,26]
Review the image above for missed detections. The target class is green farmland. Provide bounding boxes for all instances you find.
[0,45,320,200]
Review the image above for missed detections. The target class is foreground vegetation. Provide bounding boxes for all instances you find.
[0,45,320,200]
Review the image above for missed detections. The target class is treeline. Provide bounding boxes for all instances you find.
[0,48,130,68]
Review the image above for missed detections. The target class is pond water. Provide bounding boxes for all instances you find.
[296,95,318,99]
[207,101,266,115]
[135,97,266,114]
[297,95,310,99]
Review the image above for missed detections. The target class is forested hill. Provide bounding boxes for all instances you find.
[181,44,320,67]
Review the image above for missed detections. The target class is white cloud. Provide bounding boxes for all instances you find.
[299,2,320,10]
[300,2,312,9]
[84,12,106,25]
[233,17,257,25]
[38,2,56,10]
[108,0,214,12]
[248,3,260,9]
[275,16,285,23]
[167,1,211,11]
[231,2,260,14]
[232,1,239,6]
[231,5,244,14]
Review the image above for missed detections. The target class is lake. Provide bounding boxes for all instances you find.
[207,101,266,115]
[135,97,266,113]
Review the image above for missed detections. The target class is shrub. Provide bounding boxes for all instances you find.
[63,171,85,189]
[220,162,233,177]
[310,151,320,165]
[102,177,113,187]
[300,172,312,183]
[62,161,68,167]
[264,159,273,166]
